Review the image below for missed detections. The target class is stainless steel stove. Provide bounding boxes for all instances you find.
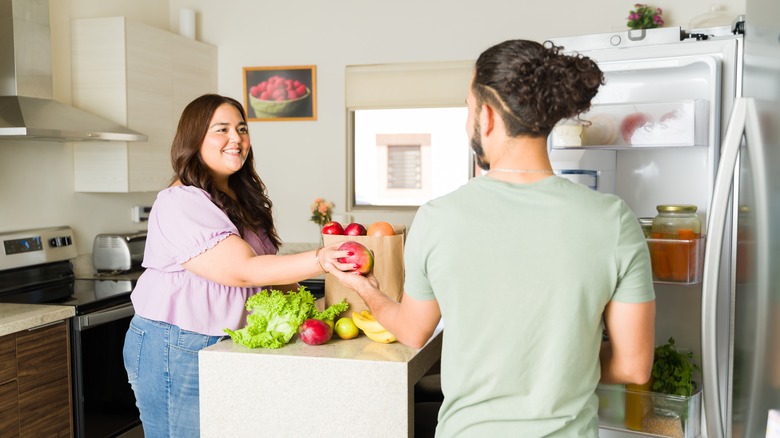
[0,226,141,438]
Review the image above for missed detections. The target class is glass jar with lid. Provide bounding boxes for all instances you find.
[650,205,702,282]
[651,205,701,239]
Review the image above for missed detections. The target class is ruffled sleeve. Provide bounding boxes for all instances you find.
[143,186,239,270]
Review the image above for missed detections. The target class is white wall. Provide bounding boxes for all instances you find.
[169,0,745,243]
[0,0,745,255]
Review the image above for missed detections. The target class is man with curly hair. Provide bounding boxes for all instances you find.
[329,40,655,436]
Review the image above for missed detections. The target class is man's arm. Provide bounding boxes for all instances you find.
[326,269,441,348]
[600,299,656,384]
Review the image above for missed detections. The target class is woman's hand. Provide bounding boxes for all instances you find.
[316,241,357,274]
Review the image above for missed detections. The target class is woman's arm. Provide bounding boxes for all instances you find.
[182,235,350,287]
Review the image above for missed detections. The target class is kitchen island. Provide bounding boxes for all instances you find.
[199,327,442,437]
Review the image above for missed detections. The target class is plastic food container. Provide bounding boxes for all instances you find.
[596,384,702,438]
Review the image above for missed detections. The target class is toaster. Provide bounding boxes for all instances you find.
[92,231,147,272]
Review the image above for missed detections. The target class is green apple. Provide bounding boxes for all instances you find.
[334,317,359,340]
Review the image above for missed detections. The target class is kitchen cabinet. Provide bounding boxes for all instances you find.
[71,17,217,193]
[0,335,18,436]
[0,320,72,437]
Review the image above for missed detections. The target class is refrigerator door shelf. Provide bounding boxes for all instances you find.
[550,100,709,149]
[647,236,706,285]
[596,383,702,438]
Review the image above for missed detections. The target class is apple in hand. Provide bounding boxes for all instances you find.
[344,222,367,236]
[620,112,651,143]
[298,319,333,345]
[337,241,374,275]
[321,221,344,235]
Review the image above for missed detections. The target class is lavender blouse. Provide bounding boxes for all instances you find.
[130,185,277,336]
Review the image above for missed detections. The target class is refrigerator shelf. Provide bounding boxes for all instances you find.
[550,99,709,149]
[597,384,702,438]
[647,236,705,285]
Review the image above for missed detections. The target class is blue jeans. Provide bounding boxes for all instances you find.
[123,315,224,438]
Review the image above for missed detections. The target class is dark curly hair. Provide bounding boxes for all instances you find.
[473,39,604,137]
[169,94,281,250]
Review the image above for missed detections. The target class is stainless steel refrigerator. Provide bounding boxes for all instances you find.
[546,6,780,437]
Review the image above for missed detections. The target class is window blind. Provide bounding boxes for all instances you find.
[345,60,474,109]
[387,145,422,189]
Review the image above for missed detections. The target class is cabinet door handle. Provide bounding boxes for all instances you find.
[26,320,64,331]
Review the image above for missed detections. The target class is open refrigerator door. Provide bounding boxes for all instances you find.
[546,23,744,437]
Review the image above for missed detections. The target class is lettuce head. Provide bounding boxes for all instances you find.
[225,286,348,349]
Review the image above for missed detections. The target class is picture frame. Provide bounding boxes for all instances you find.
[243,65,317,121]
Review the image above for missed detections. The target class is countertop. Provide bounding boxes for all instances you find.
[0,303,75,337]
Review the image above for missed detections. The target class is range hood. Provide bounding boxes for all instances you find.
[0,0,146,142]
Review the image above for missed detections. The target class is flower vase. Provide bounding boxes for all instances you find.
[317,226,324,246]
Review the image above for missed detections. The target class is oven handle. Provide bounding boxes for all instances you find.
[75,302,135,331]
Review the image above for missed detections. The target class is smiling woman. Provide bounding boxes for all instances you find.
[122,93,354,437]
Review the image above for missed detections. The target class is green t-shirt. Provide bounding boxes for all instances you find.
[405,175,654,437]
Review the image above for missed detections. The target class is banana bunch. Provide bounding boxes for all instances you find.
[352,310,396,343]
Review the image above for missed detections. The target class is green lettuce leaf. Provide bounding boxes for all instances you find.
[312,299,349,323]
[224,286,349,349]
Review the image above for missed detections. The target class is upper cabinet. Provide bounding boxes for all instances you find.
[71,17,217,193]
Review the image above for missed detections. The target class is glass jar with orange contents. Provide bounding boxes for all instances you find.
[650,205,701,282]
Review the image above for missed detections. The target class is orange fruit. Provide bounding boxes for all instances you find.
[367,221,395,236]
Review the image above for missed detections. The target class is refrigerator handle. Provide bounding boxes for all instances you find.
[702,97,747,438]
[742,98,770,438]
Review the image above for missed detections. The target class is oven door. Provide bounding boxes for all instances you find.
[71,302,141,438]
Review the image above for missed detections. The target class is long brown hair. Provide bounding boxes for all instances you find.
[169,94,281,249]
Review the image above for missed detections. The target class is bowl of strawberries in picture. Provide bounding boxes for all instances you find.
[248,75,311,118]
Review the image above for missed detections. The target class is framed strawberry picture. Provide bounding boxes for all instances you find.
[243,65,317,121]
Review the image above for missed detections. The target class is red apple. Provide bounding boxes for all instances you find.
[321,221,344,235]
[298,319,333,345]
[344,222,367,236]
[620,112,652,143]
[337,241,374,275]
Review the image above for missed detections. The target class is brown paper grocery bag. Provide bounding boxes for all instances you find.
[323,225,405,318]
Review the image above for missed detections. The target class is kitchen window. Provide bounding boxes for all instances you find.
[346,61,475,208]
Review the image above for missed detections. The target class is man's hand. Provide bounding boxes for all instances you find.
[324,262,441,348]
[326,267,381,300]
